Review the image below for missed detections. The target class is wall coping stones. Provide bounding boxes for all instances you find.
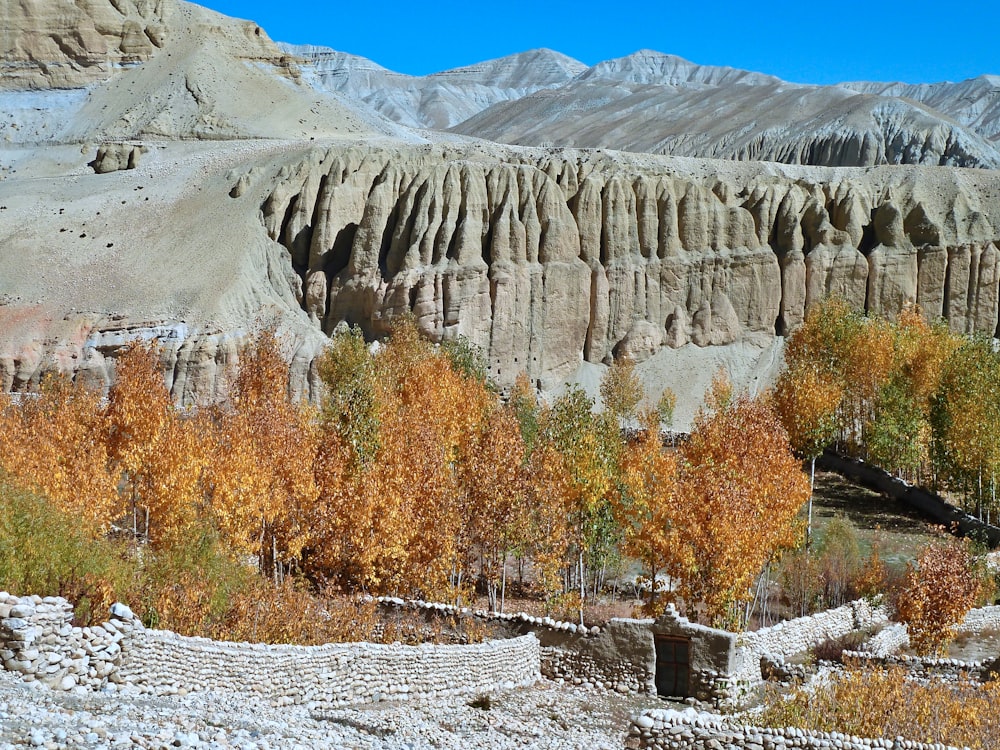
[372,595,602,636]
[629,706,969,750]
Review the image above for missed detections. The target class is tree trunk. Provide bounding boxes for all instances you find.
[272,534,278,587]
[500,556,507,615]
[807,456,816,550]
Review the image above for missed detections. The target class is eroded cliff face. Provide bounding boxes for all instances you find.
[254,145,1000,388]
[0,0,173,90]
[4,141,999,404]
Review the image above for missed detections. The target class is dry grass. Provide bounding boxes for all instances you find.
[758,665,1000,749]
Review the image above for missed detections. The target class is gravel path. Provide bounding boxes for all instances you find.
[0,670,662,749]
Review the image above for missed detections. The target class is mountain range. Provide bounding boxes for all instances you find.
[2,0,999,425]
[286,45,1000,168]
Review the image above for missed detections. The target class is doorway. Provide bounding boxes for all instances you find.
[654,635,690,698]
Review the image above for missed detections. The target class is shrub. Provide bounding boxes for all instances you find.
[126,524,253,635]
[0,475,131,624]
[892,540,981,656]
[810,629,870,663]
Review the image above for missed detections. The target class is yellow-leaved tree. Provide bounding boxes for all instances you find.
[893,540,983,655]
[675,380,810,628]
[616,409,685,615]
[457,403,530,612]
[207,330,319,582]
[106,341,206,546]
[0,376,116,535]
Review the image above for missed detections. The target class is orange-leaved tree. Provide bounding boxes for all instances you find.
[893,540,983,656]
[207,329,319,582]
[312,319,496,600]
[616,409,685,615]
[675,382,810,628]
[106,341,207,546]
[457,403,530,612]
[0,376,116,535]
[773,360,842,547]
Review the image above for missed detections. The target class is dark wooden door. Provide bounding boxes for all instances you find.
[654,636,690,698]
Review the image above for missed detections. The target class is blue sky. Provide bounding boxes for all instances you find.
[200,0,999,84]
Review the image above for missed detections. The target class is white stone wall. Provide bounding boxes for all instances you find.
[732,600,888,684]
[1,592,540,705]
[958,604,1000,633]
[540,643,650,695]
[630,707,965,750]
[116,627,539,706]
[836,603,1000,680]
[374,596,601,636]
[0,593,130,691]
[861,623,909,657]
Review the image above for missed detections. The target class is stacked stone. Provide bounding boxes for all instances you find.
[629,707,966,750]
[539,645,649,694]
[113,626,540,707]
[734,601,888,685]
[840,650,987,681]
[957,604,1000,633]
[858,623,909,657]
[0,594,140,691]
[374,596,602,636]
[2,592,543,706]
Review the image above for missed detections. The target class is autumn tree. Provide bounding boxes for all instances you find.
[106,341,208,546]
[457,404,530,612]
[616,409,685,615]
[656,387,677,441]
[317,325,380,467]
[207,329,319,582]
[674,389,810,628]
[866,309,957,480]
[600,355,643,429]
[523,438,573,608]
[0,377,116,535]
[311,317,495,601]
[508,372,541,451]
[893,540,983,656]
[930,336,1000,520]
[773,360,842,546]
[538,385,622,624]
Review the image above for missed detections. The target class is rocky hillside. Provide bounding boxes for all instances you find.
[287,45,1000,169]
[841,75,1000,142]
[0,0,170,90]
[0,0,406,144]
[253,144,1000,390]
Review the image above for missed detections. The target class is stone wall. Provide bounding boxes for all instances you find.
[538,619,655,695]
[371,596,650,695]
[0,594,132,692]
[840,650,991,681]
[0,592,540,706]
[958,604,1000,633]
[836,603,1000,680]
[382,597,891,706]
[818,452,1000,548]
[630,707,965,750]
[733,599,888,685]
[860,622,909,657]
